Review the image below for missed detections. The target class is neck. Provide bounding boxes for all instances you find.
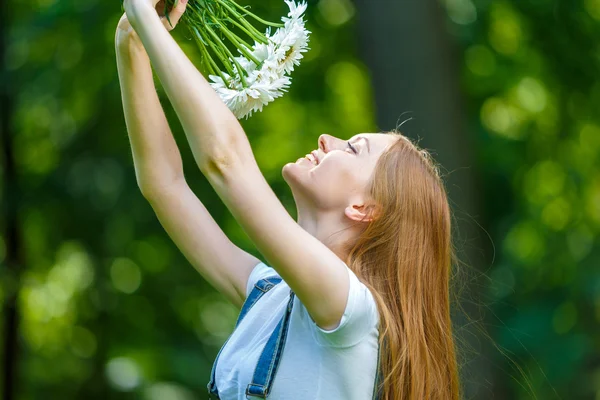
[295,203,358,263]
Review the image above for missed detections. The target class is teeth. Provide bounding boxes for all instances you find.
[306,154,317,165]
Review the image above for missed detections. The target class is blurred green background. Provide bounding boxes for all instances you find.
[1,0,599,399]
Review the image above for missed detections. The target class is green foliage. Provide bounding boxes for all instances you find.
[2,0,375,398]
[2,0,599,398]
[440,0,600,397]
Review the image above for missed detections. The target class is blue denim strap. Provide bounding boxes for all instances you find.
[245,289,295,399]
[372,344,382,400]
[372,336,386,400]
[207,275,283,399]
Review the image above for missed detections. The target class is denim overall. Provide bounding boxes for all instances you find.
[207,275,383,399]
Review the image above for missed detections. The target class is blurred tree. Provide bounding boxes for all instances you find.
[0,1,382,399]
[353,0,492,398]
[1,0,23,398]
[2,0,599,399]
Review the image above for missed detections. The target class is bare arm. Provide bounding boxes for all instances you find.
[116,16,184,192]
[115,13,260,308]
[125,2,352,331]
[124,1,252,175]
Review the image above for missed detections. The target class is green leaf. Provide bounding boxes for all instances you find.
[165,0,173,29]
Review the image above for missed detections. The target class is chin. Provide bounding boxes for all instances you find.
[282,162,302,186]
[282,160,314,197]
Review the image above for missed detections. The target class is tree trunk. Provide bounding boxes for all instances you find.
[1,0,22,398]
[353,0,495,398]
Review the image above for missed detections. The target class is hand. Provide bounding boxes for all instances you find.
[154,0,189,32]
[123,0,188,32]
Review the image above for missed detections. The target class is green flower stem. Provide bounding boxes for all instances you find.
[184,0,269,45]
[191,27,223,81]
[199,44,217,76]
[217,0,284,28]
[212,18,261,65]
[217,4,269,45]
[192,20,236,77]
[213,19,253,51]
[229,32,252,54]
[189,6,212,24]
[204,23,249,87]
[186,5,209,27]
[226,17,268,45]
[200,27,237,77]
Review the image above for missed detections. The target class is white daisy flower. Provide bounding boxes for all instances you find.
[209,60,291,119]
[271,23,310,74]
[199,0,310,119]
[269,1,311,74]
[284,0,308,21]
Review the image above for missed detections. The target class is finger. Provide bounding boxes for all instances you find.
[162,0,188,30]
[170,0,188,25]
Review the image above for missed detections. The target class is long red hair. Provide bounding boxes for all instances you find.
[344,131,461,399]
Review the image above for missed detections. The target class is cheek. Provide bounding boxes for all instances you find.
[314,156,358,188]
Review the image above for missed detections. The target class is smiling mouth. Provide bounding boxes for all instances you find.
[311,151,320,165]
[305,153,318,166]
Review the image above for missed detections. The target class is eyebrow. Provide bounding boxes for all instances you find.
[355,136,371,153]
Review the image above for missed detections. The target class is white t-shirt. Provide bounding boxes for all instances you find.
[214,261,380,399]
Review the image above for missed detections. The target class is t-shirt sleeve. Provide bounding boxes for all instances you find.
[308,266,379,348]
[245,261,280,298]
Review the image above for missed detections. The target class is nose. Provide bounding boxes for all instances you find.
[318,133,344,153]
[318,134,330,153]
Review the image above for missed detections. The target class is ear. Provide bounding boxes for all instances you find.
[344,203,379,223]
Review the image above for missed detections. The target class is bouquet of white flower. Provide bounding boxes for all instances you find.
[161,0,311,119]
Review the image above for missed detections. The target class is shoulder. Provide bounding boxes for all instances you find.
[245,261,281,298]
[303,266,380,348]
[246,262,380,348]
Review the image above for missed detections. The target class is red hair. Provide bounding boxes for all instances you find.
[344,131,461,399]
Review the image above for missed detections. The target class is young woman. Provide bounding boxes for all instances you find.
[116,0,461,398]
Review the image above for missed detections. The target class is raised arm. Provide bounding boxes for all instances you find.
[125,0,353,331]
[123,0,248,176]
[115,11,260,309]
[115,13,184,192]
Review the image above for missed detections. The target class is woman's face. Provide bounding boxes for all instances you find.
[282,133,399,211]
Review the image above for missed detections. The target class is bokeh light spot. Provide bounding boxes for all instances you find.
[143,382,196,400]
[566,225,594,261]
[481,97,525,139]
[541,197,571,231]
[584,0,600,20]
[579,123,600,152]
[504,221,545,264]
[488,2,523,55]
[200,300,238,340]
[70,326,97,358]
[523,160,566,205]
[444,0,478,25]
[516,77,547,113]
[5,39,29,71]
[110,258,142,294]
[465,45,496,76]
[326,61,376,133]
[317,0,355,26]
[106,357,142,391]
[552,301,578,335]
[131,238,172,274]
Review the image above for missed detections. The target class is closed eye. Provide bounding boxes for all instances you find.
[347,142,358,154]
